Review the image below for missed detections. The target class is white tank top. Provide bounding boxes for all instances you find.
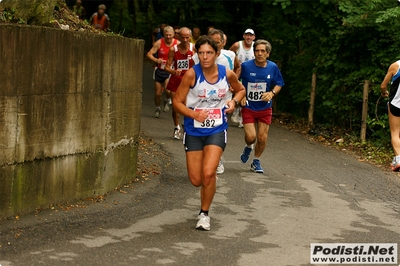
[237,41,255,63]
[183,64,230,136]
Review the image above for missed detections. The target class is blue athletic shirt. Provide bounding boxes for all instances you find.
[241,59,285,111]
[184,64,230,136]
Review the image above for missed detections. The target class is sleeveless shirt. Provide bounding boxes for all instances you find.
[166,43,195,91]
[184,64,231,136]
[389,60,400,108]
[157,38,179,69]
[236,41,255,63]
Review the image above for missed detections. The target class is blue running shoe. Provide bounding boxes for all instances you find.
[251,159,264,173]
[240,146,252,163]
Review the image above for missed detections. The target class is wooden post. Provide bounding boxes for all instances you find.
[308,71,317,129]
[360,80,370,142]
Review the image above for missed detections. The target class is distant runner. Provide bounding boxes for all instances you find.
[165,27,195,139]
[230,28,256,127]
[146,26,179,118]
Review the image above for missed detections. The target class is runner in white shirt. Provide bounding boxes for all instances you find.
[230,28,256,64]
[192,29,241,174]
[192,29,240,76]
[173,36,245,231]
[230,28,256,127]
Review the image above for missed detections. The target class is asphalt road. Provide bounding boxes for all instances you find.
[1,62,400,266]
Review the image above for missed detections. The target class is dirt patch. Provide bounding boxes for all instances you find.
[51,0,108,34]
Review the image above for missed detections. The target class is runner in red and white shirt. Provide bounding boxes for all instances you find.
[146,26,179,118]
[165,27,195,139]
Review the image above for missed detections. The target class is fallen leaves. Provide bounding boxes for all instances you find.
[85,195,106,204]
[136,132,166,180]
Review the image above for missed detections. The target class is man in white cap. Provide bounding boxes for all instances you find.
[229,29,256,127]
[230,29,256,63]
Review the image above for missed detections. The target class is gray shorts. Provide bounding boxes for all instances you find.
[183,130,227,152]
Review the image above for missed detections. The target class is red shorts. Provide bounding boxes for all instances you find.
[241,107,272,125]
[166,75,182,93]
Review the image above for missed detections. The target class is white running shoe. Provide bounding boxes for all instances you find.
[231,108,239,123]
[163,101,170,112]
[391,156,400,171]
[238,116,243,128]
[173,128,181,140]
[168,98,172,106]
[216,159,224,174]
[196,213,210,231]
[154,109,160,118]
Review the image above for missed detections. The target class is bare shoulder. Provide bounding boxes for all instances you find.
[185,67,195,77]
[148,39,160,50]
[388,62,399,73]
[229,41,239,52]
[180,68,196,88]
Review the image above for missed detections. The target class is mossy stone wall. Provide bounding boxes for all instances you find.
[0,25,144,217]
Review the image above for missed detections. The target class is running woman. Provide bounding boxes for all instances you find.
[173,36,245,230]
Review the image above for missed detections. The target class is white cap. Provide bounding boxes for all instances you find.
[244,29,255,35]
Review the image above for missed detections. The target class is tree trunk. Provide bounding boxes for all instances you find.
[146,0,155,49]
[360,80,370,142]
[308,71,317,129]
[132,0,139,38]
[0,0,58,26]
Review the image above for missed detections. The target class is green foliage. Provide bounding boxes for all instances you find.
[107,0,400,144]
[367,114,390,143]
[265,0,398,141]
[0,8,26,24]
[108,0,133,36]
[376,7,400,23]
[0,8,17,23]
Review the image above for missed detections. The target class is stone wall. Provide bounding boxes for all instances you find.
[0,25,144,217]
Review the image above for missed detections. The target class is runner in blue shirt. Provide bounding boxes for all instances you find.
[173,36,245,231]
[239,39,285,173]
